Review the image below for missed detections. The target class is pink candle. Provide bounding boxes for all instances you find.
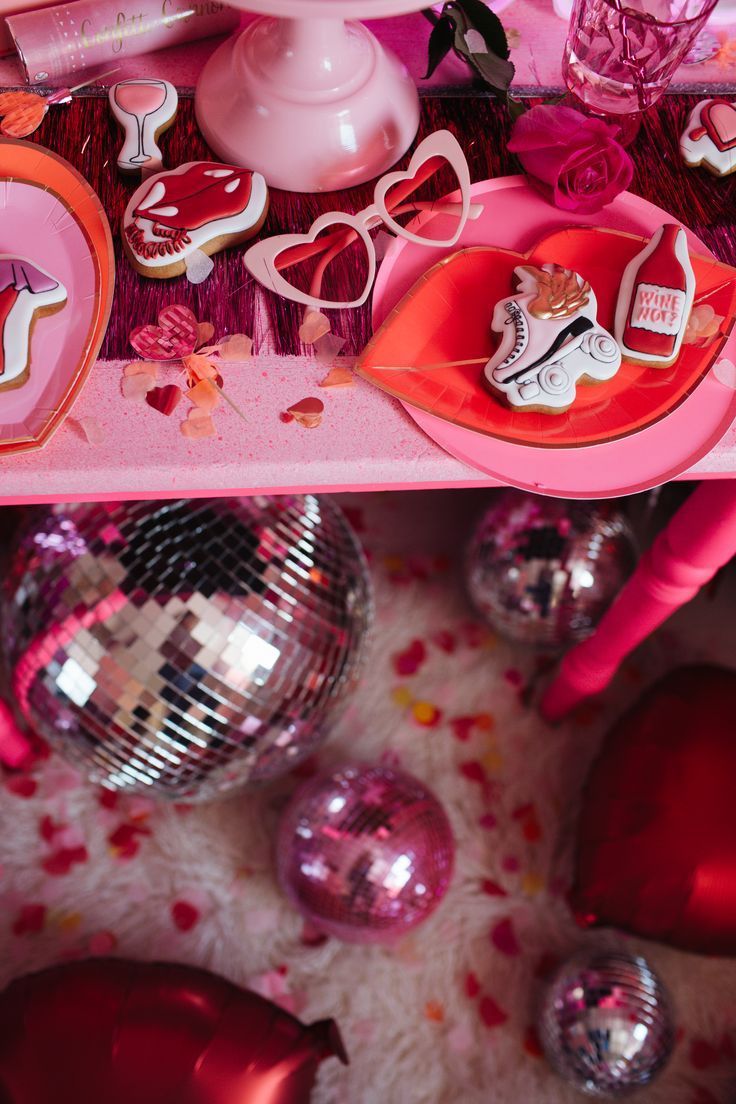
[8,0,240,83]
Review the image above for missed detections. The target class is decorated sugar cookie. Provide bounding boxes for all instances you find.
[109,78,179,176]
[614,224,695,369]
[0,257,67,390]
[483,265,621,413]
[680,98,736,178]
[123,162,269,280]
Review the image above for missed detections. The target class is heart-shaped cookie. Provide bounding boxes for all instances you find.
[357,226,736,449]
[130,305,199,361]
[704,99,736,152]
[573,666,736,954]
[0,92,48,139]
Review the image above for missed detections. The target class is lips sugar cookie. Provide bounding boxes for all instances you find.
[614,224,695,369]
[483,264,621,413]
[123,161,269,280]
[680,98,736,178]
[0,256,67,390]
[109,78,179,176]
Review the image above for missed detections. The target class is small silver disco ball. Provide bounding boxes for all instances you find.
[0,496,372,801]
[465,490,636,649]
[538,950,675,1097]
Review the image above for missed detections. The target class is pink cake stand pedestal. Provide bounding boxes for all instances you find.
[195,0,425,192]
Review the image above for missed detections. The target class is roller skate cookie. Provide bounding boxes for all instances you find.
[483,264,621,413]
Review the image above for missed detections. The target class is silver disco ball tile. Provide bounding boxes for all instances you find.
[1,496,372,801]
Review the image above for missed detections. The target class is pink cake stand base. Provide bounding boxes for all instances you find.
[195,9,421,192]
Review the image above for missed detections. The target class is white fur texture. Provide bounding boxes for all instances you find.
[1,490,735,1104]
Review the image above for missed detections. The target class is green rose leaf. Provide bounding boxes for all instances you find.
[424,15,456,79]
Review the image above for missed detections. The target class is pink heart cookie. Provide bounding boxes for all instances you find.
[130,305,199,361]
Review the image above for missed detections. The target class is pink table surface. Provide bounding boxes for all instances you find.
[1,9,736,505]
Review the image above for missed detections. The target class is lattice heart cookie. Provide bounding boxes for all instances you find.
[680,98,736,178]
[123,161,269,280]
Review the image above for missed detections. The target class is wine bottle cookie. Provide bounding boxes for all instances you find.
[109,79,179,176]
[680,98,736,178]
[614,224,695,369]
[483,264,621,413]
[123,161,269,280]
[0,256,67,390]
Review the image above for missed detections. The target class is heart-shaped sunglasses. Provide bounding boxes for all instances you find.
[243,130,481,311]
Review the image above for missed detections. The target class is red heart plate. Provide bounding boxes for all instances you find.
[360,176,736,497]
[0,139,115,455]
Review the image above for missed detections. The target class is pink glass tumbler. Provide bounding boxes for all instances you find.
[563,0,720,125]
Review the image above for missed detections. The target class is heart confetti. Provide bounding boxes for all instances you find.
[146,384,182,416]
[0,69,119,138]
[130,305,199,361]
[285,397,324,429]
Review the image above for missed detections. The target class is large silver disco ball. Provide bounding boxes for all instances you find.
[538,951,675,1097]
[465,491,636,649]
[0,497,372,801]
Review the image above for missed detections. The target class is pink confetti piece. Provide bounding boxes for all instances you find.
[447,1023,474,1055]
[502,855,520,873]
[218,333,253,361]
[89,930,118,956]
[314,331,346,367]
[69,416,105,445]
[714,357,736,388]
[171,900,200,932]
[123,360,158,378]
[181,410,216,439]
[299,309,332,345]
[479,813,498,829]
[121,373,156,402]
[490,917,521,956]
[185,248,215,285]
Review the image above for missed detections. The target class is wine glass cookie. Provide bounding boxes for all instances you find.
[614,224,695,369]
[483,264,621,413]
[0,257,67,390]
[680,99,736,178]
[123,161,269,280]
[109,78,179,176]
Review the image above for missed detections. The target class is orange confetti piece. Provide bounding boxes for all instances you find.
[319,365,354,389]
[181,410,216,439]
[56,912,83,933]
[218,333,253,360]
[391,686,413,708]
[521,872,544,896]
[285,396,323,429]
[187,378,221,412]
[412,700,442,727]
[299,309,332,345]
[69,417,105,445]
[196,321,215,348]
[0,91,40,114]
[424,1000,445,1023]
[182,353,219,386]
[1,101,47,138]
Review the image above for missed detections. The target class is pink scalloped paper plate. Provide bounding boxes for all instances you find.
[0,139,115,455]
[365,175,736,498]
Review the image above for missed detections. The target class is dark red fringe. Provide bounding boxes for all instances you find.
[22,91,736,359]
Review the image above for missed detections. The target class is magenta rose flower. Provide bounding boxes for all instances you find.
[508,104,634,214]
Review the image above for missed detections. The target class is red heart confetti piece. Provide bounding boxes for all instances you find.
[171,900,200,932]
[490,917,521,956]
[482,879,508,897]
[393,640,427,677]
[5,775,37,798]
[479,995,508,1029]
[523,1024,544,1058]
[12,903,46,936]
[108,822,151,860]
[465,972,481,999]
[42,845,88,876]
[146,384,182,417]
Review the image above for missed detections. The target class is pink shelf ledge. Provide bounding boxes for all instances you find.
[2,356,735,507]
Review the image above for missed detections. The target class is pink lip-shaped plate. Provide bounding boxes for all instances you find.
[0,140,115,455]
[370,175,736,499]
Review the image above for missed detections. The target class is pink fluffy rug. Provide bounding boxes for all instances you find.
[1,489,735,1104]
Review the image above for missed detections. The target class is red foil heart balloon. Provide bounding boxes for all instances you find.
[0,959,347,1103]
[572,666,736,954]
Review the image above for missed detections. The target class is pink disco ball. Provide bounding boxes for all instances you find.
[277,764,455,944]
[0,497,372,801]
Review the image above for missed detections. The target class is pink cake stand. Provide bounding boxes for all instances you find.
[195,0,425,192]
